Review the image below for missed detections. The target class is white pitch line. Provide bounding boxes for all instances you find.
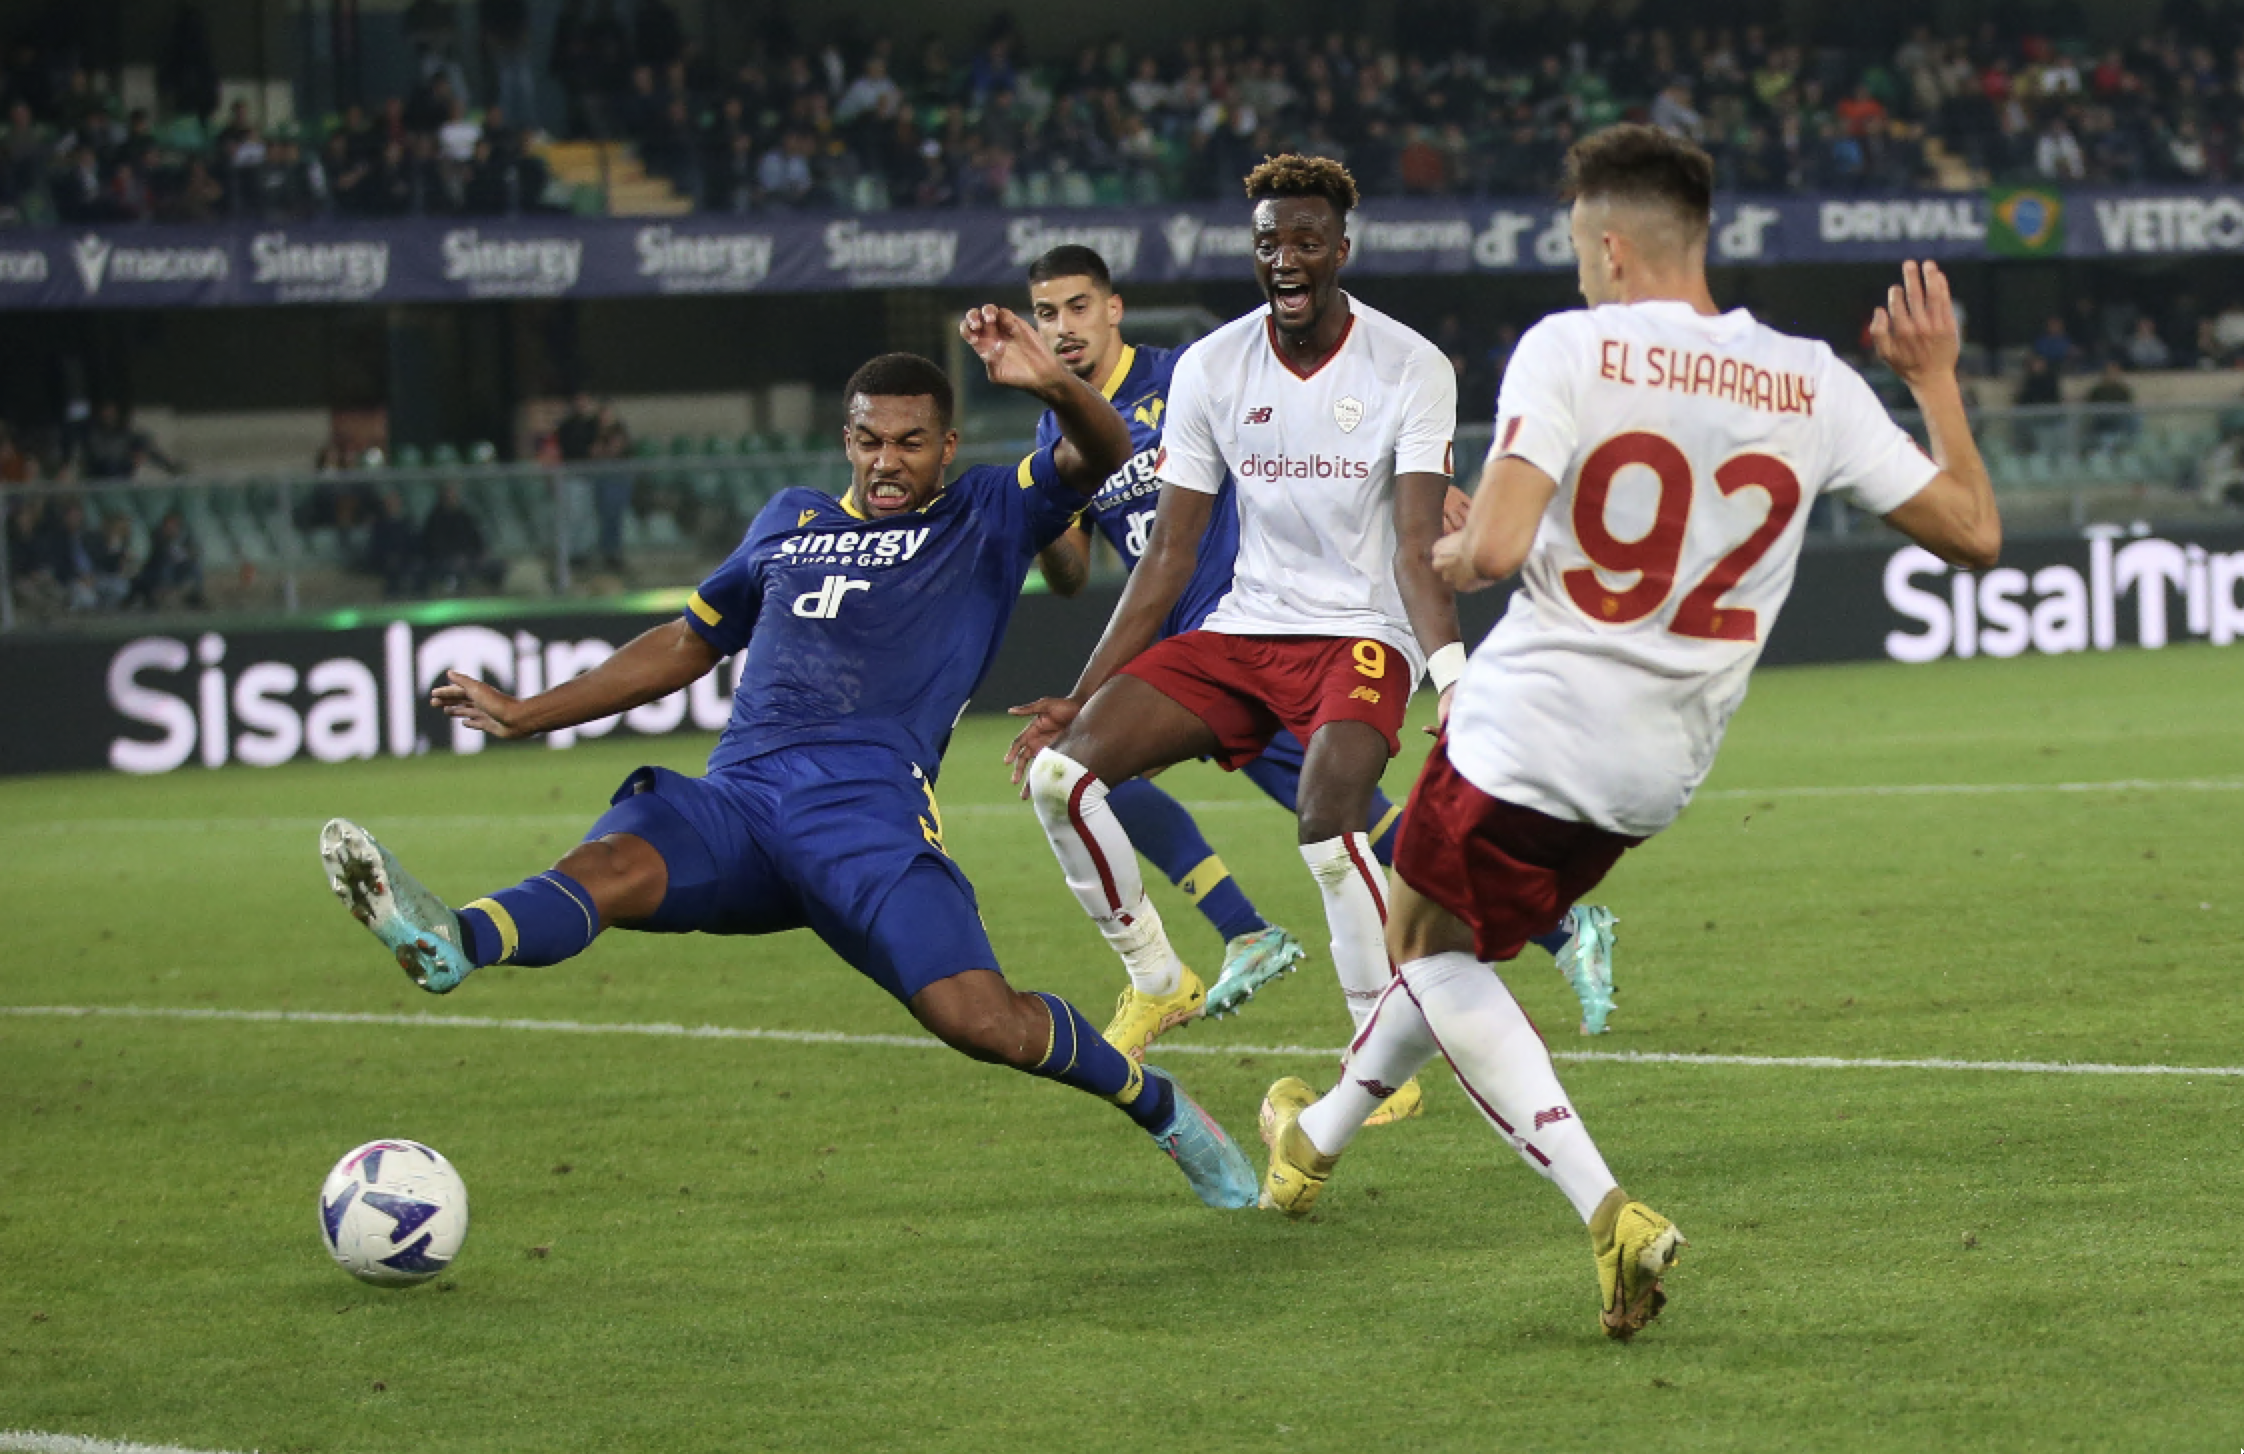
[0,1432,254,1454]
[5,1004,2239,1080]
[1695,776,2244,800]
[6,776,2241,839]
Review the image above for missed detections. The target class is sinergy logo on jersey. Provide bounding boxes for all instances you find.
[634,225,774,292]
[1090,446,1161,512]
[441,229,584,297]
[778,525,934,569]
[250,232,390,302]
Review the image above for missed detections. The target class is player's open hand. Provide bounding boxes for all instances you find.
[432,670,531,739]
[960,304,1068,398]
[1869,260,1960,388]
[1432,531,1492,592]
[1003,696,1080,797]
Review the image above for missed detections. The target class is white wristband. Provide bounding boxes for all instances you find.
[1427,642,1467,695]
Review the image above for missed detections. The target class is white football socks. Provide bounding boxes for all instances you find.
[1028,748,1183,997]
[1401,951,1618,1223]
[1299,833,1394,1032]
[1297,976,1438,1156]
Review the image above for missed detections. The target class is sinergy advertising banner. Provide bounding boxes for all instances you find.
[2,524,2239,778]
[0,186,2240,310]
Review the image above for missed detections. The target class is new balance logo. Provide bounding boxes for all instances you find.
[791,574,871,619]
[1242,406,1273,424]
[1533,1106,1572,1130]
[1349,686,1382,704]
[1355,1077,1400,1100]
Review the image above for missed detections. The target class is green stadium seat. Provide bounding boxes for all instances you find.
[669,434,699,457]
[703,434,737,457]
[468,440,498,464]
[632,436,663,460]
[429,443,462,468]
[739,432,770,454]
[392,443,426,469]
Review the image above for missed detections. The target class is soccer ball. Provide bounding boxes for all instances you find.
[318,1139,470,1286]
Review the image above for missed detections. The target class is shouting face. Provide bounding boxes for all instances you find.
[1252,195,1350,339]
[842,392,958,517]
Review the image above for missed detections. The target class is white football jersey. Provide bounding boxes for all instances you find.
[1450,300,1939,836]
[1155,294,1456,675]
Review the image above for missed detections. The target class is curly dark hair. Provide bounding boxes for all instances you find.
[843,352,954,429]
[1561,124,1714,236]
[1242,153,1359,219]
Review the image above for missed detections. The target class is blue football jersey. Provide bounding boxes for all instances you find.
[686,447,1082,777]
[1035,342,1241,636]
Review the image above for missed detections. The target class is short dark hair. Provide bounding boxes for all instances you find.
[1242,153,1359,220]
[843,352,954,430]
[1561,124,1714,237]
[1026,244,1113,291]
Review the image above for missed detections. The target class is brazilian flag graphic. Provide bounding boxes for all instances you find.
[1988,185,2065,257]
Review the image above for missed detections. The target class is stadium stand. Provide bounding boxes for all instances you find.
[6,11,2244,222]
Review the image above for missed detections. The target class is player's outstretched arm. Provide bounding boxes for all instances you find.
[1035,522,1093,598]
[1005,483,1212,785]
[1871,260,2001,570]
[1434,454,1559,591]
[431,619,722,740]
[958,304,1131,493]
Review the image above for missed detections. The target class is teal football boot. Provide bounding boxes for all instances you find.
[320,819,478,994]
[1202,924,1308,1019]
[1557,905,1620,1035]
[1144,1066,1258,1210]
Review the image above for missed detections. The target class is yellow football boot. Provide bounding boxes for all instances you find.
[1591,1188,1687,1341]
[1099,965,1206,1062]
[1361,1075,1425,1126]
[1257,1075,1339,1217]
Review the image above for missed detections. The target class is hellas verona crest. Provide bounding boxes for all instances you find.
[1333,396,1364,433]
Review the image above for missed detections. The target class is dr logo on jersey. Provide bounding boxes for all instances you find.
[792,575,871,619]
[1123,510,1155,558]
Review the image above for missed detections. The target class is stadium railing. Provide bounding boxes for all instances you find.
[3,405,2239,632]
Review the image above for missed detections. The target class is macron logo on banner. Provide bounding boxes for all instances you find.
[792,574,871,619]
[72,234,111,291]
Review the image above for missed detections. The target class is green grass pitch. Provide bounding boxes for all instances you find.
[2,645,2240,1452]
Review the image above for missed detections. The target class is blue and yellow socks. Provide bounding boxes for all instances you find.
[1029,991,1176,1132]
[457,869,602,968]
[1105,776,1267,943]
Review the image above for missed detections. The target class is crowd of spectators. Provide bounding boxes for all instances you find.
[10,8,2244,226]
[0,8,557,227]
[6,487,202,614]
[545,7,2244,208]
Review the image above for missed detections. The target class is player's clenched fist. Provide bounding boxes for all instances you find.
[1868,260,1960,388]
[1431,531,1492,593]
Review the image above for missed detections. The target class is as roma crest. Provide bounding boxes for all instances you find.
[1333,396,1364,433]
